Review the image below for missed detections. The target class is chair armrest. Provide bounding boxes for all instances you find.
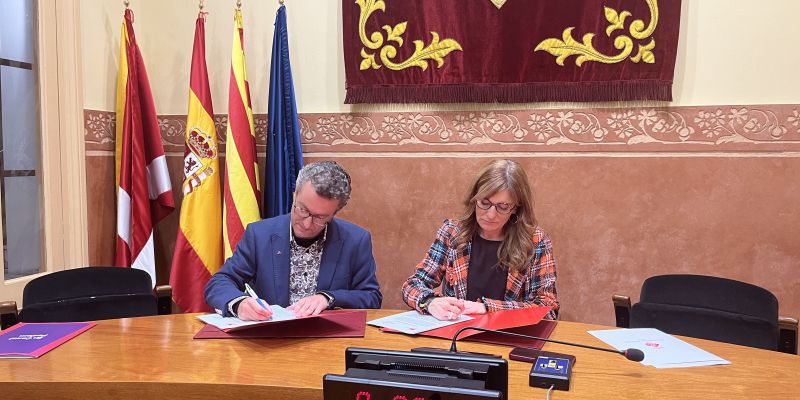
[0,300,20,330]
[612,294,631,328]
[778,315,798,355]
[155,285,173,315]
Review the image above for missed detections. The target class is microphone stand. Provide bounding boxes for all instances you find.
[449,326,645,362]
[443,325,643,392]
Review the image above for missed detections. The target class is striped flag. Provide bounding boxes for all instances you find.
[115,8,174,287]
[223,8,261,258]
[169,13,222,313]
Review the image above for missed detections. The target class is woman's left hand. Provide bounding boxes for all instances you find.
[463,300,487,315]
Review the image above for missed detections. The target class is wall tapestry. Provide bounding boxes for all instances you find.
[342,0,681,103]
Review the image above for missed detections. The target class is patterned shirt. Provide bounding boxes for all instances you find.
[288,226,327,305]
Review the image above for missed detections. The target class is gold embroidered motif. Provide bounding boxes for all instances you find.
[489,0,507,9]
[356,0,462,71]
[534,0,659,66]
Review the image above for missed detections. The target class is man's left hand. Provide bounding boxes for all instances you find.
[288,294,330,317]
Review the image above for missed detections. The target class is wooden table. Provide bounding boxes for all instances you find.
[1,310,797,399]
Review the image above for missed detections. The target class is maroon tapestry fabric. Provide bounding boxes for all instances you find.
[342,0,681,104]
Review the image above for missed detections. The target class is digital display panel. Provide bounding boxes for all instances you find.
[323,374,502,400]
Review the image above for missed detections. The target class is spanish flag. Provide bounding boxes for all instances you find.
[115,8,174,287]
[223,8,261,258]
[169,13,222,313]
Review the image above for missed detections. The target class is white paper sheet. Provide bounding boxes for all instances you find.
[197,305,295,330]
[367,310,473,335]
[588,328,730,368]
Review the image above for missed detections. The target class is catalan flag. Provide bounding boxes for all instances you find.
[169,13,222,313]
[223,8,261,258]
[115,8,174,287]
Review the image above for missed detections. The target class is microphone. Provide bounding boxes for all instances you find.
[448,326,645,362]
[411,324,644,392]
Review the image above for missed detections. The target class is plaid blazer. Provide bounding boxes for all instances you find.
[402,219,559,319]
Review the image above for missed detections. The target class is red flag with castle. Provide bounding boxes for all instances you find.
[115,8,174,287]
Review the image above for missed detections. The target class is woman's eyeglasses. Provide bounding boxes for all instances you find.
[476,199,516,214]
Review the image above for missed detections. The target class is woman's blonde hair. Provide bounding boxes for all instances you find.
[456,159,537,274]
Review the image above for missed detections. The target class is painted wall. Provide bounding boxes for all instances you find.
[82,0,800,112]
[81,0,800,329]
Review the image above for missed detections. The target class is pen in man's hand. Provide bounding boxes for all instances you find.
[244,283,270,311]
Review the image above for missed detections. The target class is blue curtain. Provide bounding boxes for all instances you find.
[264,4,304,218]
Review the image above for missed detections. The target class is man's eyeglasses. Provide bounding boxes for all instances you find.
[476,199,516,214]
[293,204,330,226]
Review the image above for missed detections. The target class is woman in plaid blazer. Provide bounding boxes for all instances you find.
[402,160,559,320]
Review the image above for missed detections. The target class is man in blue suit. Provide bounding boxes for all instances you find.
[205,161,382,320]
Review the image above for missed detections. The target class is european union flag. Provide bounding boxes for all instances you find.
[264,4,304,218]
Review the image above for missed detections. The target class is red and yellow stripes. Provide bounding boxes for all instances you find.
[169,14,222,313]
[223,9,261,259]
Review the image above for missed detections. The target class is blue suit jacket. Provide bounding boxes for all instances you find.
[205,214,382,316]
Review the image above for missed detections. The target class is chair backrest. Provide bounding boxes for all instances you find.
[18,267,158,323]
[630,274,779,351]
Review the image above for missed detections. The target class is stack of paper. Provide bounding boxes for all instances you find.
[588,328,730,368]
[367,310,473,334]
[194,309,367,339]
[197,305,296,331]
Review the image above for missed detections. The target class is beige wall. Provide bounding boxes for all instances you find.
[82,0,800,113]
[81,0,800,331]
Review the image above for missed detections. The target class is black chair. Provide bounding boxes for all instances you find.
[0,267,173,330]
[612,274,798,354]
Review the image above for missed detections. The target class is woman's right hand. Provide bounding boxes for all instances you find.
[428,297,465,321]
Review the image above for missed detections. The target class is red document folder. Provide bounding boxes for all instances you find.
[193,309,367,339]
[460,319,557,349]
[383,306,556,349]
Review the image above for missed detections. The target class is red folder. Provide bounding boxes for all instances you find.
[460,319,557,349]
[383,306,555,349]
[194,309,366,339]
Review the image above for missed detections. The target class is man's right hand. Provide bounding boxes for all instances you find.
[236,298,273,321]
[428,297,465,321]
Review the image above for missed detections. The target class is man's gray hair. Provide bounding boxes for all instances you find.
[295,161,352,209]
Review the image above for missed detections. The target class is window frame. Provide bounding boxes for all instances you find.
[0,0,88,305]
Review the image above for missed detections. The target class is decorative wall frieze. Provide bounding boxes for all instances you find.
[85,104,800,153]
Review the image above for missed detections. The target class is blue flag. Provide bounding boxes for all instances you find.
[265,4,304,218]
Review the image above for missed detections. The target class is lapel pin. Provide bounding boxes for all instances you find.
[276,250,282,255]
